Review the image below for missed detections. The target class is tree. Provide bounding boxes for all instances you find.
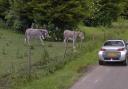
[121,0,128,19]
[30,0,89,40]
[84,0,123,26]
[5,0,33,31]
[1,0,89,40]
[0,0,9,20]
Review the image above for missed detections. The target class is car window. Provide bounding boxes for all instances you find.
[104,41,124,46]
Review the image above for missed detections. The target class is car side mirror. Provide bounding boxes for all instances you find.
[126,42,128,48]
[126,42,128,45]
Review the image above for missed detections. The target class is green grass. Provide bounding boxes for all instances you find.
[0,30,67,75]
[0,28,80,89]
[0,19,128,89]
[17,48,99,89]
[0,28,74,88]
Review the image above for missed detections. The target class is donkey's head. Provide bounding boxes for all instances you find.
[40,29,49,38]
[78,31,85,40]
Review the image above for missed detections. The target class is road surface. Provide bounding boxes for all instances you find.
[70,64,128,89]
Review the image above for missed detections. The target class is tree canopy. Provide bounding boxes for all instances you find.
[0,0,128,40]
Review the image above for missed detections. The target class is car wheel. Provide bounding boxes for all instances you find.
[122,59,127,66]
[99,60,104,65]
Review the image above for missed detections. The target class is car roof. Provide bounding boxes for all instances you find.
[108,39,124,41]
[106,40,124,42]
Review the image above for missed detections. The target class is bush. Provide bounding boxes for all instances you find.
[0,19,6,28]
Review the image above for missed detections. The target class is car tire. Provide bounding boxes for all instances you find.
[122,59,127,66]
[99,60,104,65]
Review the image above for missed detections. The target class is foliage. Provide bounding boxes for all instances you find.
[0,0,89,40]
[32,0,88,40]
[121,0,128,19]
[0,0,9,20]
[5,0,33,31]
[0,0,128,38]
[84,0,123,26]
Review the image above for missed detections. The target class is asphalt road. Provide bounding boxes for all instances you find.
[70,64,128,89]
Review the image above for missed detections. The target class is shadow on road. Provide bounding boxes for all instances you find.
[101,62,127,67]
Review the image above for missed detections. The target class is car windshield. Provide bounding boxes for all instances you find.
[104,41,124,46]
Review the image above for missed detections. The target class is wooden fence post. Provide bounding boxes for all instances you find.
[64,43,68,59]
[28,46,32,79]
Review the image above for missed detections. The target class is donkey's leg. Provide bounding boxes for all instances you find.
[39,36,44,46]
[41,35,45,40]
[73,38,77,52]
[64,38,67,48]
[80,39,83,48]
[24,38,27,44]
[73,39,76,49]
[26,36,31,46]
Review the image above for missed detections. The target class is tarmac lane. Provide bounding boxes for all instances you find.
[70,65,128,89]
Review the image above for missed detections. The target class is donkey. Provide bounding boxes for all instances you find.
[64,30,84,49]
[25,28,49,45]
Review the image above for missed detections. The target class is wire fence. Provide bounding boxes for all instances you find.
[0,39,79,89]
[0,28,124,89]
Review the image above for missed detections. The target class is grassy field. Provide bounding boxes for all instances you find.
[0,29,75,88]
[0,19,128,89]
[0,30,68,75]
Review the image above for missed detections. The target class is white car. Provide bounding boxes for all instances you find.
[98,40,128,65]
